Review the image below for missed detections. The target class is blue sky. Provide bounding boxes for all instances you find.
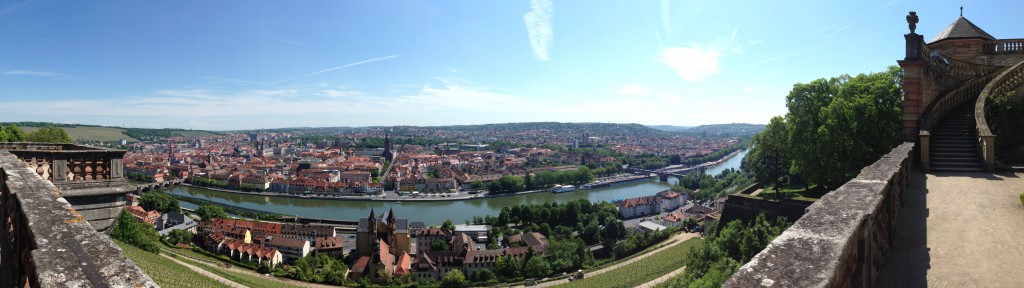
[1,0,1021,130]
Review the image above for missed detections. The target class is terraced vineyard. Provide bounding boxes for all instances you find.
[559,238,701,288]
[168,253,307,288]
[116,241,231,288]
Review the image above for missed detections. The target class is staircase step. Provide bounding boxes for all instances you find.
[929,99,983,174]
[929,137,975,142]
[932,145,978,151]
[931,152,981,158]
[931,167,986,172]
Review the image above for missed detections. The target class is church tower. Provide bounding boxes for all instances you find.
[382,134,394,161]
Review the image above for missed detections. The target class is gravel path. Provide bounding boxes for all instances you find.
[877,171,1024,288]
[160,253,247,288]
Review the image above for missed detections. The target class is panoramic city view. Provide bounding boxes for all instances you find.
[3,1,1024,288]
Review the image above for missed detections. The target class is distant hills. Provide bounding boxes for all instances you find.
[679,123,765,137]
[1,122,219,143]
[648,123,764,137]
[646,125,694,132]
[0,121,765,142]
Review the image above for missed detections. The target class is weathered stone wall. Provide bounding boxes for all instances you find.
[931,38,986,63]
[718,194,814,229]
[723,142,914,288]
[0,151,156,287]
[931,39,1024,67]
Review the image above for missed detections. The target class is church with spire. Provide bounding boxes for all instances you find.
[351,208,412,281]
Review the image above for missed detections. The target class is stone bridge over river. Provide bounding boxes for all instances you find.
[725,11,1024,287]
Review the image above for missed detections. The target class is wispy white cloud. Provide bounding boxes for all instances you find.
[64,68,124,77]
[0,0,46,16]
[728,22,742,47]
[523,0,553,61]
[4,70,64,77]
[266,55,397,86]
[618,85,649,95]
[204,76,267,86]
[0,81,546,129]
[661,45,721,82]
[825,21,856,39]
[274,38,323,49]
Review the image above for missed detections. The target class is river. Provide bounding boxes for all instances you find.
[168,150,747,226]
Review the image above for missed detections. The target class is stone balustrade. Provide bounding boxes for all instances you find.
[723,142,914,288]
[921,41,1002,83]
[975,58,1024,171]
[0,143,135,230]
[983,39,1024,54]
[0,143,130,196]
[0,151,156,287]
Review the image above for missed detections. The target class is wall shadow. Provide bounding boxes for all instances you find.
[876,171,930,287]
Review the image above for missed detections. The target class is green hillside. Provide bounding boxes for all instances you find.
[20,126,138,142]
[5,122,219,143]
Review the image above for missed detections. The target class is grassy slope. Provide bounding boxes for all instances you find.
[169,253,308,288]
[116,240,231,288]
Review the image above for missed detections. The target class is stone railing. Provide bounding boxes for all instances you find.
[983,39,1024,54]
[975,59,1024,171]
[921,41,1002,82]
[0,143,135,230]
[917,71,1001,170]
[0,151,156,287]
[0,143,129,197]
[724,142,914,288]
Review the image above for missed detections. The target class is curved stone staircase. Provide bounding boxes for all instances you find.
[929,101,985,171]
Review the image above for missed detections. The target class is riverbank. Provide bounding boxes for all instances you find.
[180,182,563,203]
[170,179,677,226]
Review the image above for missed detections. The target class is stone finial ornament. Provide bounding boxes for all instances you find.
[907,11,919,34]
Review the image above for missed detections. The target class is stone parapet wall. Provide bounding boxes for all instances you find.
[723,142,914,288]
[0,151,156,287]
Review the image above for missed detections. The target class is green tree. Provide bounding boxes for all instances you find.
[523,255,552,278]
[470,268,497,283]
[165,229,194,245]
[744,116,792,192]
[442,219,455,232]
[495,256,522,279]
[24,126,72,143]
[430,239,451,252]
[524,173,535,190]
[601,217,625,247]
[0,124,25,142]
[441,269,468,287]
[139,192,180,213]
[196,204,227,221]
[751,67,903,190]
[111,211,159,253]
